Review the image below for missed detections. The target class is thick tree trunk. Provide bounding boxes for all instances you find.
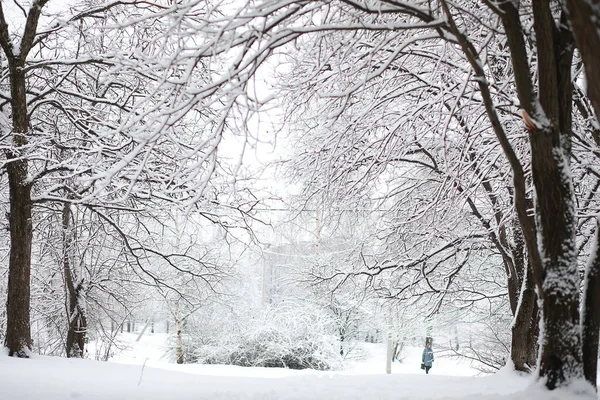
[530,3,581,389]
[469,0,580,388]
[581,220,600,388]
[562,15,600,386]
[1,0,50,358]
[63,203,87,358]
[4,59,33,358]
[533,140,581,391]
[5,158,33,357]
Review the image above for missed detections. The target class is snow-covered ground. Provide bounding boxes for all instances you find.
[0,333,597,399]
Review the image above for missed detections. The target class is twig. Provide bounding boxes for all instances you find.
[137,357,149,386]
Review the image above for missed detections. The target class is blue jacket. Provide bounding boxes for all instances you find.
[422,347,434,367]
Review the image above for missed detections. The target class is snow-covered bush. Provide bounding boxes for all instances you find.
[222,328,334,370]
[181,302,344,370]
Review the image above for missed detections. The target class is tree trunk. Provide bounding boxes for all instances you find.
[505,223,523,316]
[4,58,33,358]
[493,0,579,386]
[1,0,50,358]
[63,202,87,358]
[562,14,600,387]
[458,0,579,388]
[562,0,600,119]
[530,3,581,389]
[176,319,184,364]
[385,337,392,374]
[510,212,539,371]
[581,220,600,388]
[531,131,581,390]
[511,260,538,372]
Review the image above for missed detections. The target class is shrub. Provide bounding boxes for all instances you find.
[187,303,343,370]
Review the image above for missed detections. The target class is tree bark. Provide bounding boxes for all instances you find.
[481,0,580,387]
[1,0,50,358]
[561,0,600,119]
[3,46,33,360]
[511,259,538,372]
[510,202,539,371]
[581,220,600,388]
[176,319,184,364]
[530,2,581,389]
[5,145,33,356]
[63,203,87,358]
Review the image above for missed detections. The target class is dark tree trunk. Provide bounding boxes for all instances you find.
[562,12,600,388]
[1,0,50,358]
[3,52,33,360]
[582,221,600,388]
[5,151,33,356]
[510,207,539,371]
[529,97,581,390]
[446,0,584,387]
[479,0,580,388]
[530,3,581,389]
[63,203,87,358]
[511,260,538,372]
[562,0,600,119]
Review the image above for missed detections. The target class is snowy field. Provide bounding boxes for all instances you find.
[0,334,597,400]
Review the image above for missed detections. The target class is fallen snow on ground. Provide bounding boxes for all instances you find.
[104,333,479,378]
[0,333,597,399]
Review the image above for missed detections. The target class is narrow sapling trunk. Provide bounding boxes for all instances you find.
[510,216,539,371]
[511,261,538,372]
[176,319,184,364]
[63,203,87,358]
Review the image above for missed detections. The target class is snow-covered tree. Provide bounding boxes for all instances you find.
[163,0,600,389]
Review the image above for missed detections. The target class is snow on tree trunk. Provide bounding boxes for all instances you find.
[63,203,87,358]
[581,219,600,387]
[511,260,538,372]
[532,138,582,388]
[528,0,582,388]
[3,41,34,360]
[176,318,184,365]
[4,134,33,357]
[1,0,51,358]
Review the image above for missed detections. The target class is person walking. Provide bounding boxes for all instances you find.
[421,342,434,374]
